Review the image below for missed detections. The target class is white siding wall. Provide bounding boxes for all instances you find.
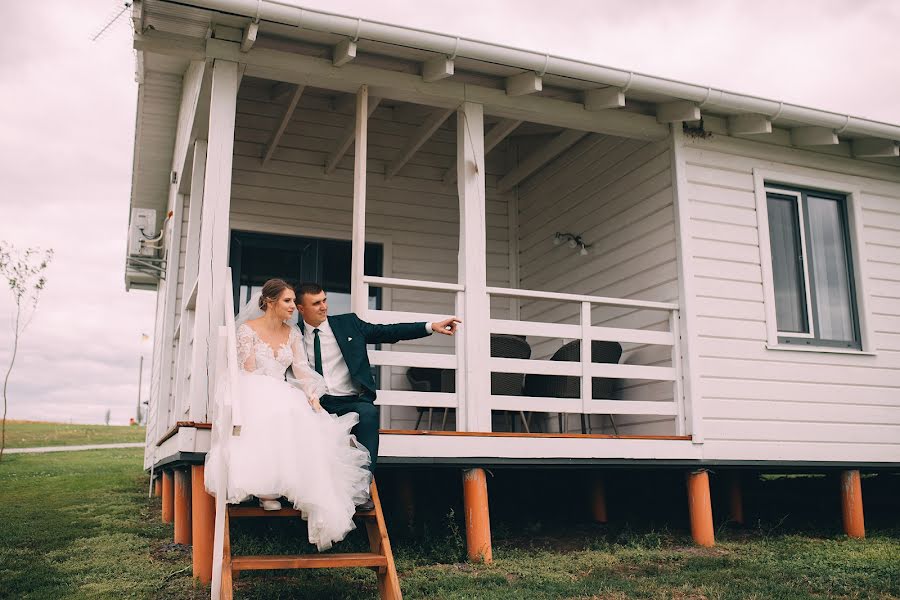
[517,134,679,434]
[682,134,900,463]
[228,81,514,430]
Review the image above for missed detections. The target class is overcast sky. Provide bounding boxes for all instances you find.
[0,0,897,426]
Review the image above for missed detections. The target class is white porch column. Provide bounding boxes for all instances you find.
[456,102,491,432]
[188,59,239,423]
[350,85,369,314]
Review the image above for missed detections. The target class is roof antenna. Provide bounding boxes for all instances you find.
[91,1,132,42]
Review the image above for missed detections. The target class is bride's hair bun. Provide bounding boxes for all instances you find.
[259,278,293,311]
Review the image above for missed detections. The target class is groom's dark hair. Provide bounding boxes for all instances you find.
[296,282,324,304]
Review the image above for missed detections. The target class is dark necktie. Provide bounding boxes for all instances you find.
[312,328,323,376]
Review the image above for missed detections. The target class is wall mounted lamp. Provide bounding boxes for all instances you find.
[553,232,591,256]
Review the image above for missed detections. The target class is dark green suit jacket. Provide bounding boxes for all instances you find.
[299,313,430,403]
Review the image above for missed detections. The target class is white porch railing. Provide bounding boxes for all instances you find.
[487,286,685,435]
[361,275,465,423]
[360,275,686,436]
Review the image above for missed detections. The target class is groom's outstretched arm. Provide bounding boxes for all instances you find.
[355,314,460,344]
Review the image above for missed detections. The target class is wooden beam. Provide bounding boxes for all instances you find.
[506,71,542,96]
[791,126,838,146]
[205,37,668,141]
[444,118,522,185]
[852,138,899,158]
[134,30,206,60]
[387,107,455,179]
[498,129,587,192]
[325,96,382,174]
[333,38,357,67]
[657,101,701,123]
[261,85,304,165]
[423,57,454,82]
[240,21,258,53]
[584,87,625,110]
[727,114,772,135]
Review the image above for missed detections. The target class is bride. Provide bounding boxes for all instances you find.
[205,278,372,551]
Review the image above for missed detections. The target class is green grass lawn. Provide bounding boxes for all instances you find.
[0,446,898,599]
[2,420,146,448]
[0,448,194,600]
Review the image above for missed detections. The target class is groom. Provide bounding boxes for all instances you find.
[294,282,460,508]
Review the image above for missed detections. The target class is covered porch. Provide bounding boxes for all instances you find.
[146,42,697,464]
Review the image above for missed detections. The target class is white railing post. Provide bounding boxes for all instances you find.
[580,301,592,427]
[454,290,466,430]
[670,309,686,436]
[350,85,369,315]
[457,101,491,432]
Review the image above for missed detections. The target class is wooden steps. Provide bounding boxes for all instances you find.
[220,480,401,600]
[232,552,388,571]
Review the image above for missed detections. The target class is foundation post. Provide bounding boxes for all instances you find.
[590,475,608,523]
[462,468,492,563]
[687,469,714,547]
[728,472,744,525]
[191,465,216,583]
[840,469,865,539]
[174,468,192,545]
[161,469,174,524]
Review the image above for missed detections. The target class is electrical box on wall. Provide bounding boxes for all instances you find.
[125,207,166,291]
[128,208,157,256]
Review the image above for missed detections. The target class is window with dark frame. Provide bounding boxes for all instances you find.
[765,184,861,349]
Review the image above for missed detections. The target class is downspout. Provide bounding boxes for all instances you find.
[167,0,900,142]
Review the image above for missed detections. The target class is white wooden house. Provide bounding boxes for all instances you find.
[127,0,900,578]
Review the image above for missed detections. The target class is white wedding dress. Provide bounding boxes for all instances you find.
[205,323,372,551]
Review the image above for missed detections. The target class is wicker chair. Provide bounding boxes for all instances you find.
[439,334,534,432]
[523,339,623,434]
[406,367,451,430]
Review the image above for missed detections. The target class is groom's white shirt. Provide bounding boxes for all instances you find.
[301,318,359,397]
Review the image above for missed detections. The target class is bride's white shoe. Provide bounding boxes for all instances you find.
[257,496,282,511]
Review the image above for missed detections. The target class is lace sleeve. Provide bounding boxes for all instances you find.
[289,327,326,400]
[236,324,257,372]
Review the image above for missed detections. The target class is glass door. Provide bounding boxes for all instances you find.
[229,231,383,320]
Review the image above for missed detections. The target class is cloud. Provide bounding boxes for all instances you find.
[0,0,153,426]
